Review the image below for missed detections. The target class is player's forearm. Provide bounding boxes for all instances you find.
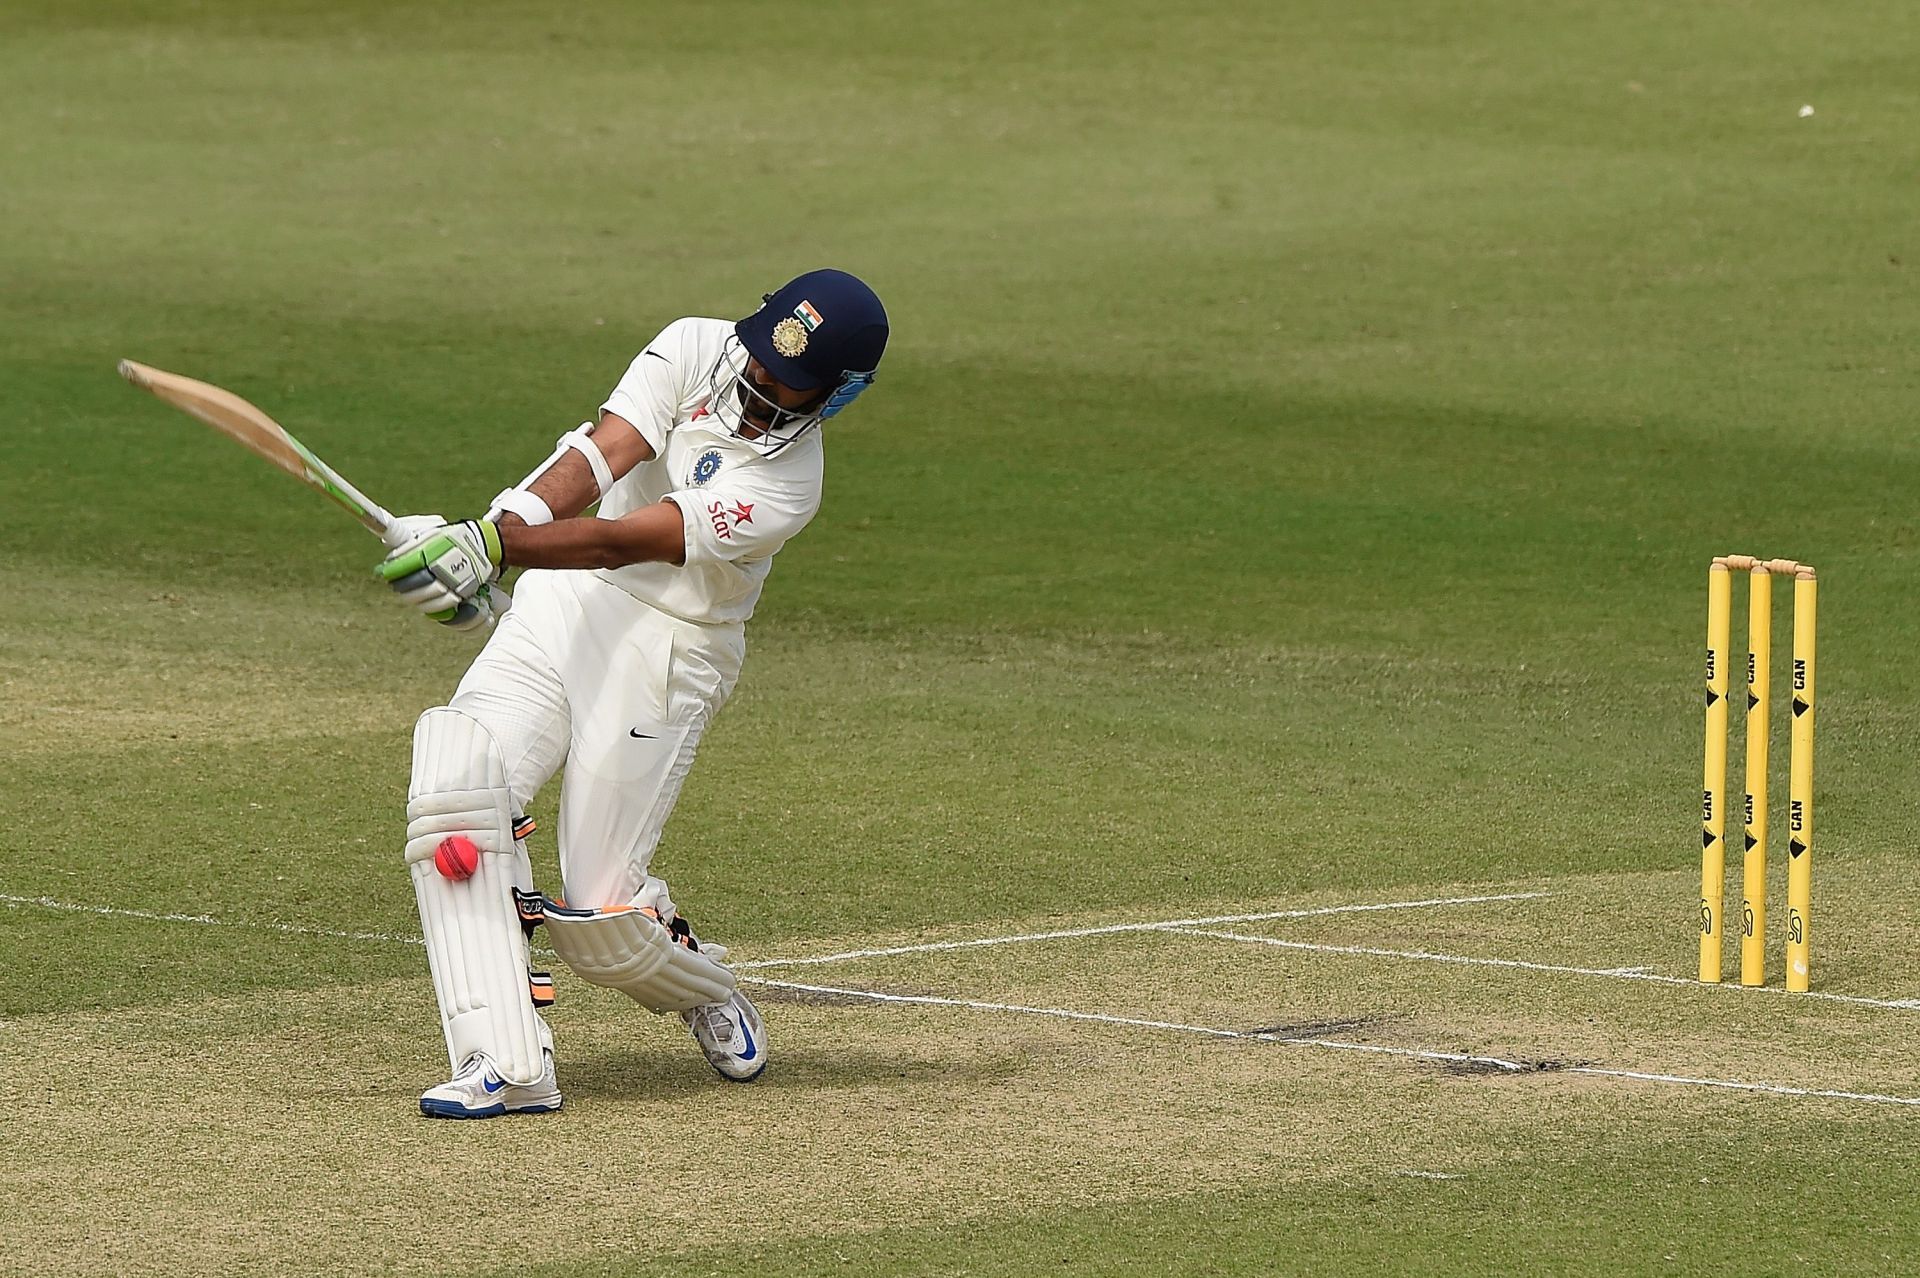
[514,451,601,524]
[493,414,655,528]
[498,502,687,570]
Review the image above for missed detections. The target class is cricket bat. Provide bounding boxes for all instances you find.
[117,358,404,547]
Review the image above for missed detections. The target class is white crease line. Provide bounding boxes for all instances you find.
[736,892,1549,970]
[741,977,1529,1071]
[1173,929,1920,1012]
[0,893,423,946]
[0,890,1543,967]
[743,977,1920,1109]
[1564,1067,1920,1107]
[14,888,1918,1015]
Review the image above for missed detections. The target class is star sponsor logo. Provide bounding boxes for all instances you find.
[704,499,756,541]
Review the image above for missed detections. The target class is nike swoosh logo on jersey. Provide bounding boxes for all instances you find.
[629,729,656,739]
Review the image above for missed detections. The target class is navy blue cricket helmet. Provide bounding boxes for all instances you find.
[743,267,885,381]
[709,269,889,455]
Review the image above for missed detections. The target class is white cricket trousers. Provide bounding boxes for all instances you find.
[444,568,745,910]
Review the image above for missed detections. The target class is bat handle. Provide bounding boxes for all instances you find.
[364,501,406,550]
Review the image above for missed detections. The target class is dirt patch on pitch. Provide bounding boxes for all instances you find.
[1242,1013,1395,1037]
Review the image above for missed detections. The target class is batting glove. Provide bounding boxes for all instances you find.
[377,518,503,630]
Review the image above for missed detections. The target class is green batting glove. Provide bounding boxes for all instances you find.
[377,518,503,626]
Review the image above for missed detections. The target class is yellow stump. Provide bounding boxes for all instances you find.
[1786,571,1817,991]
[1700,562,1732,982]
[1740,566,1772,987]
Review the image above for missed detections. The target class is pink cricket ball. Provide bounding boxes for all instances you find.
[434,835,480,880]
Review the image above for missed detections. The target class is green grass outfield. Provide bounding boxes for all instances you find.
[4,1,1920,1273]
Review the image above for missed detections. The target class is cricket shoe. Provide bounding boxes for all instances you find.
[682,990,768,1082]
[419,1051,563,1119]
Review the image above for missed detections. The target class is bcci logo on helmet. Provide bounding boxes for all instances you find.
[771,318,808,357]
[770,299,825,358]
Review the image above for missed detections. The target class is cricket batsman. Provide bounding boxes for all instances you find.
[375,269,888,1118]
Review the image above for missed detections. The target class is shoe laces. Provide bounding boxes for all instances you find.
[690,1002,738,1041]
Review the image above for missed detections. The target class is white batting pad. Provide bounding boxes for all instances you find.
[406,706,548,1084]
[542,904,737,1012]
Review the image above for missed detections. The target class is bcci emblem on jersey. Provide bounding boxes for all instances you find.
[691,449,723,486]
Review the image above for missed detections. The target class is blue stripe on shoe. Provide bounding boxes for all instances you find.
[420,1097,507,1119]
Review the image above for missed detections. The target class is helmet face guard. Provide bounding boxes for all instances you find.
[702,336,864,457]
[702,335,829,454]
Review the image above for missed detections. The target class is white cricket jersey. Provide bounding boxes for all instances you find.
[594,317,824,627]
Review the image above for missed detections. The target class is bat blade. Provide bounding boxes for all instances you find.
[117,358,396,541]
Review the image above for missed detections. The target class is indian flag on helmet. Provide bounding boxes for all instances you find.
[794,300,824,332]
